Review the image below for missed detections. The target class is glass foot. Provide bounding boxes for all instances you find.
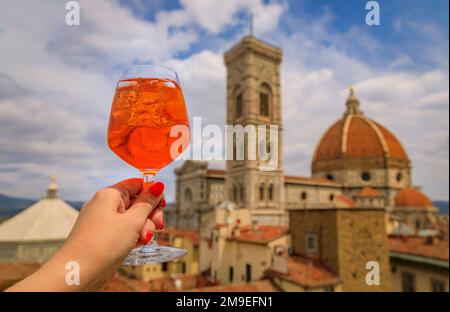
[123,241,187,265]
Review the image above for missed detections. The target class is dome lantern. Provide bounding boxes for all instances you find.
[345,86,363,116]
[47,176,59,199]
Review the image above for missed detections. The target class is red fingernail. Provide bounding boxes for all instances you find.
[149,182,164,197]
[161,198,166,208]
[145,231,153,244]
[157,219,164,230]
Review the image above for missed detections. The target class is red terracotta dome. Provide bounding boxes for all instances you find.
[313,88,408,163]
[395,188,433,208]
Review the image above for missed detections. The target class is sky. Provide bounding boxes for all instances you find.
[0,0,448,202]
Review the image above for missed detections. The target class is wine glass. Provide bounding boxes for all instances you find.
[108,64,190,265]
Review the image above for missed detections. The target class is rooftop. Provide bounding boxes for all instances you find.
[313,89,408,164]
[228,225,289,245]
[265,255,340,289]
[356,187,381,197]
[161,228,199,247]
[394,188,434,208]
[194,280,281,292]
[389,236,449,262]
[0,177,78,242]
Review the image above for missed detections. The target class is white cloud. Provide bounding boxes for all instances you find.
[180,0,285,35]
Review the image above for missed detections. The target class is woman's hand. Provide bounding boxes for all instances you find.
[7,178,165,292]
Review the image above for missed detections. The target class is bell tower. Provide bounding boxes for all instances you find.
[223,36,285,225]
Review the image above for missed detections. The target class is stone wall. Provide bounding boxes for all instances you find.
[290,208,390,291]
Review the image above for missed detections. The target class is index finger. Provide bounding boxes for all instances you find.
[108,178,143,210]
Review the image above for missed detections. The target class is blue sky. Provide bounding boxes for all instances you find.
[0,0,448,202]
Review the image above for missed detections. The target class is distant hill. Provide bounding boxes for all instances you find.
[0,193,84,218]
[433,201,449,215]
[0,192,446,218]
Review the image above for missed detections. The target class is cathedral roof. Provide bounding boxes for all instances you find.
[312,88,408,164]
[0,177,79,242]
[394,188,433,208]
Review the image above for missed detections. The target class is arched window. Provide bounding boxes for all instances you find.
[233,85,244,118]
[185,188,193,202]
[259,83,271,117]
[268,184,274,201]
[259,183,265,200]
[235,93,243,118]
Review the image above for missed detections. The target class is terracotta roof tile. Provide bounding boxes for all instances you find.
[394,188,433,208]
[313,115,409,162]
[335,194,357,208]
[266,256,340,288]
[313,119,343,161]
[356,187,380,197]
[101,273,211,292]
[228,225,289,245]
[194,280,281,292]
[100,274,143,292]
[162,228,199,246]
[347,116,384,158]
[389,236,449,261]
[374,121,408,159]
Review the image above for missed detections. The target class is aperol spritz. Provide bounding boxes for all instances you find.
[108,65,190,265]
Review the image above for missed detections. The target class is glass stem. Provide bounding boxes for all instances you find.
[142,173,157,245]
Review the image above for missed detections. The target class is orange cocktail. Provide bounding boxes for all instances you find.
[108,77,189,175]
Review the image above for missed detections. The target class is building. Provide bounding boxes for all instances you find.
[392,188,439,231]
[389,235,448,292]
[0,177,79,263]
[199,202,290,285]
[173,34,448,291]
[311,87,411,207]
[265,255,341,291]
[287,195,390,291]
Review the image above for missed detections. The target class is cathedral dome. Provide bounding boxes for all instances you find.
[312,88,409,173]
[395,188,433,208]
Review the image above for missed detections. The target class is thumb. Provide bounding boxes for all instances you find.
[124,182,164,222]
